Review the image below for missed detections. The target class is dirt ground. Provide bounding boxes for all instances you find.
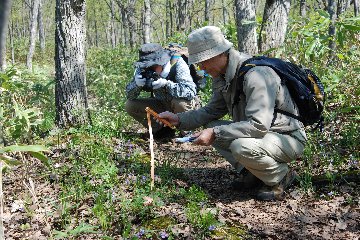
[156,141,360,240]
[2,137,359,240]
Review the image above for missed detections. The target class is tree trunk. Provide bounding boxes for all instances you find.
[94,19,99,47]
[143,0,151,43]
[9,21,15,65]
[110,0,116,48]
[235,0,258,55]
[259,0,291,55]
[355,0,359,16]
[26,0,40,69]
[170,0,174,35]
[300,0,307,17]
[38,0,45,53]
[205,0,210,22]
[127,0,136,48]
[222,0,228,25]
[55,0,90,127]
[0,0,12,71]
[337,0,351,16]
[166,0,170,38]
[120,5,129,45]
[328,0,336,64]
[177,0,188,31]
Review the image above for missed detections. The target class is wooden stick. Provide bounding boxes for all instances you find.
[147,112,155,190]
[145,107,175,129]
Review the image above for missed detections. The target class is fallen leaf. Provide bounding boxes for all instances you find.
[143,196,153,206]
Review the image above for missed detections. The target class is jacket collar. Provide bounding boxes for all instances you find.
[213,48,252,92]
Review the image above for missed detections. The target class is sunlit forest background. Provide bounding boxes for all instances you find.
[0,0,359,239]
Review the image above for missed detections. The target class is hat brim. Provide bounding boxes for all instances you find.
[188,41,233,65]
[134,50,172,69]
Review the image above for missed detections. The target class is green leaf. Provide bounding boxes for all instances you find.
[305,39,318,60]
[342,24,360,31]
[52,230,69,239]
[337,53,345,60]
[339,106,360,113]
[0,155,22,166]
[317,10,330,18]
[29,151,50,168]
[0,145,48,154]
[69,223,97,235]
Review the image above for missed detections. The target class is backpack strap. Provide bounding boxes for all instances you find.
[167,56,179,82]
[232,56,304,124]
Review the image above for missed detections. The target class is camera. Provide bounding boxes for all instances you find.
[141,69,160,92]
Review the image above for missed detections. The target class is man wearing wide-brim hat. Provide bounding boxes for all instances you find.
[158,26,307,201]
[125,43,198,140]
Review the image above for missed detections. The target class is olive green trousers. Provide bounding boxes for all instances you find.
[209,120,306,186]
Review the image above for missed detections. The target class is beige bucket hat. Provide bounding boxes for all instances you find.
[187,26,233,64]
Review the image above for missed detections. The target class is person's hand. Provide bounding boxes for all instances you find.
[134,74,146,87]
[192,128,215,146]
[158,111,180,127]
[152,78,169,90]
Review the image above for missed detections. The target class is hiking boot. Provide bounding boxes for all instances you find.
[231,169,262,191]
[256,170,297,201]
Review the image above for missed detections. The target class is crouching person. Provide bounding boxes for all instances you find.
[125,43,198,140]
[158,26,307,200]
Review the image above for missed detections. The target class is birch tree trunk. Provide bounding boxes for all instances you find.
[55,0,90,127]
[355,0,359,16]
[26,0,40,69]
[259,0,291,55]
[0,0,12,71]
[143,0,151,43]
[38,0,45,53]
[235,0,258,55]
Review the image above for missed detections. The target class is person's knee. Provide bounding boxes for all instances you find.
[125,99,139,116]
[229,138,255,160]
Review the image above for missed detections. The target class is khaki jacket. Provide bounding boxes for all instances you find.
[177,48,306,142]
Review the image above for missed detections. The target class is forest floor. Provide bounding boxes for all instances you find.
[2,129,360,240]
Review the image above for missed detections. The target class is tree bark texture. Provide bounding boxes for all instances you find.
[355,0,359,16]
[300,0,307,17]
[166,0,171,38]
[328,0,336,63]
[109,0,116,48]
[127,0,136,48]
[26,0,40,69]
[177,0,188,31]
[38,0,45,52]
[337,0,351,16]
[55,0,90,127]
[9,21,15,65]
[235,0,258,55]
[205,0,210,22]
[143,0,151,43]
[259,0,291,54]
[222,0,228,25]
[0,0,12,71]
